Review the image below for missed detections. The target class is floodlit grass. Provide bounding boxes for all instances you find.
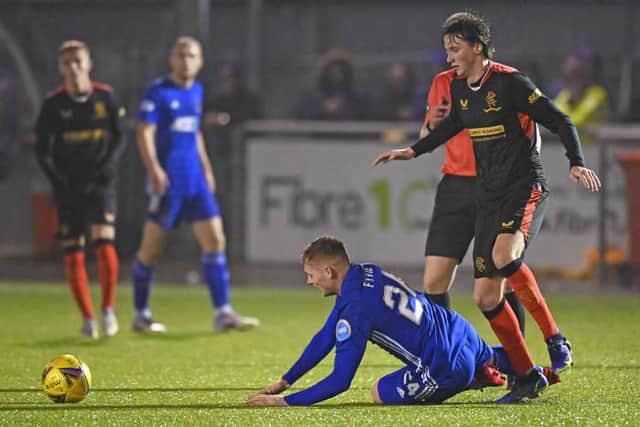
[1,282,639,426]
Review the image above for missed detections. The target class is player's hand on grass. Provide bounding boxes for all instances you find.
[570,166,601,192]
[373,147,416,166]
[250,378,289,399]
[247,394,288,406]
[150,166,170,194]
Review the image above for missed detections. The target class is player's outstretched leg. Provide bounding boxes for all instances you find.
[94,238,119,337]
[201,251,260,332]
[502,261,573,373]
[63,245,97,339]
[131,221,167,333]
[194,217,259,332]
[131,258,166,333]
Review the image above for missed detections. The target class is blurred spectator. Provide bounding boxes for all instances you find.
[204,62,262,127]
[553,48,610,142]
[372,63,418,121]
[294,49,368,120]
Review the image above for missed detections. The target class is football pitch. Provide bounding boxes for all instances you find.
[1,282,639,426]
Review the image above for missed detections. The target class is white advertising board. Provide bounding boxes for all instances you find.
[246,138,626,269]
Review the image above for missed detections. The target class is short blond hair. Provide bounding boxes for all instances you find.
[302,236,350,264]
[58,40,90,58]
[173,36,202,52]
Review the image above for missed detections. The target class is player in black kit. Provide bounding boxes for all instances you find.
[374,11,600,403]
[35,40,124,339]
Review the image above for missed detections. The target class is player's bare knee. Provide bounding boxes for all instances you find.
[473,280,502,311]
[492,250,513,270]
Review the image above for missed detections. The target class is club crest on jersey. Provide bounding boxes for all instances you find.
[475,257,486,273]
[483,91,502,112]
[93,101,108,119]
[460,98,469,110]
[336,319,352,342]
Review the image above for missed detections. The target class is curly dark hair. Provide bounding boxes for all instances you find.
[441,11,494,59]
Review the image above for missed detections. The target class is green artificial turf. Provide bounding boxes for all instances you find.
[1,282,639,426]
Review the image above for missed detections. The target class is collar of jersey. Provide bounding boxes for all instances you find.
[339,264,363,297]
[467,61,493,92]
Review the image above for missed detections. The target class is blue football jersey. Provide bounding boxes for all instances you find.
[282,263,484,405]
[138,76,206,195]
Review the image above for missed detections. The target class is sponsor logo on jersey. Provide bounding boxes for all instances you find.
[468,124,505,139]
[475,257,486,273]
[170,116,199,132]
[93,101,108,119]
[460,98,469,110]
[140,100,155,112]
[63,128,106,143]
[483,91,502,112]
[336,319,352,342]
[528,88,542,104]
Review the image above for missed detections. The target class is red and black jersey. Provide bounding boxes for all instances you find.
[424,69,475,176]
[35,82,123,193]
[412,61,585,202]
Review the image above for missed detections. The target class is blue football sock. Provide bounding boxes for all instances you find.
[133,258,153,312]
[202,252,230,308]
[491,345,516,376]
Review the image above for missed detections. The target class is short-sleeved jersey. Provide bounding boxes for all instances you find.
[138,76,205,195]
[424,69,475,176]
[412,61,585,204]
[35,82,122,191]
[282,263,481,405]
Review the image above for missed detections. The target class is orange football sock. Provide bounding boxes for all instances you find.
[485,300,534,376]
[64,250,94,320]
[507,263,559,339]
[94,242,119,311]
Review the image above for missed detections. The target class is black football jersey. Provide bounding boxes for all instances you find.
[412,62,585,203]
[35,82,123,192]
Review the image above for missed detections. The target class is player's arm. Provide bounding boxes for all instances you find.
[137,122,168,194]
[95,91,125,184]
[248,307,340,404]
[196,131,216,192]
[34,100,66,191]
[279,311,371,406]
[374,113,463,166]
[510,72,601,192]
[137,89,169,194]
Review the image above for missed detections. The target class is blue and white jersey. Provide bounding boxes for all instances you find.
[138,76,205,195]
[282,263,480,405]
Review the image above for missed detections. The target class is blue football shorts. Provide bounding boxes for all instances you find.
[148,190,220,230]
[377,327,493,404]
